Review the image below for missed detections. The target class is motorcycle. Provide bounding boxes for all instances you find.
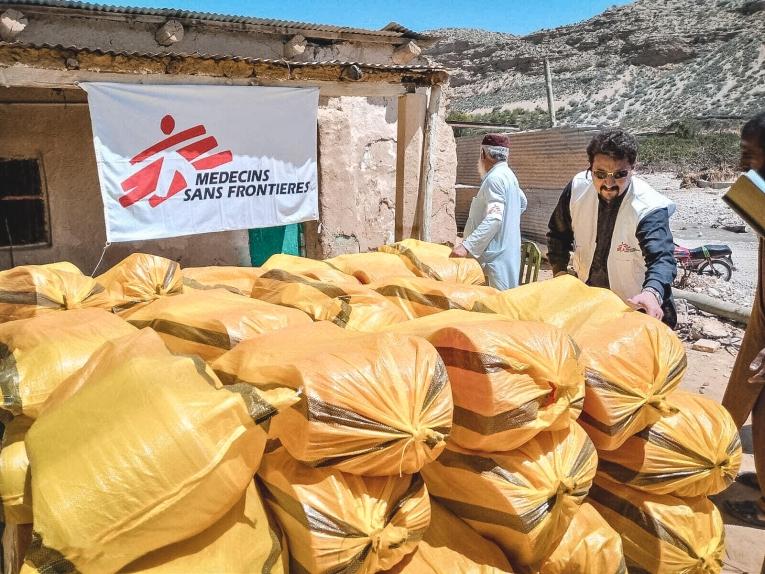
[673,242,734,288]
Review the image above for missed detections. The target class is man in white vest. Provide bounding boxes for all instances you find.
[547,128,677,327]
[451,133,527,290]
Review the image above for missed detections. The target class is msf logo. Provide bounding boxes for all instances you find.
[119,114,233,208]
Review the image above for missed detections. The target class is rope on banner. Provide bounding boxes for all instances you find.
[91,241,111,277]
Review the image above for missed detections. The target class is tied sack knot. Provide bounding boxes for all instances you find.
[557,477,577,497]
[414,427,445,450]
[62,294,80,310]
[370,524,408,554]
[698,556,720,572]
[646,395,674,416]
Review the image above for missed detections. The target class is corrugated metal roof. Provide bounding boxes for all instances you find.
[0,1,435,41]
[1,41,446,72]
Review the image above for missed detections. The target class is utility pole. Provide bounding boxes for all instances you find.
[544,58,557,128]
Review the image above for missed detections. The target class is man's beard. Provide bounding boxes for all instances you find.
[477,159,487,179]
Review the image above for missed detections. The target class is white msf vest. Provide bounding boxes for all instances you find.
[569,170,676,301]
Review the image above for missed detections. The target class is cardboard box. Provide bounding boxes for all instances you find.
[723,169,765,237]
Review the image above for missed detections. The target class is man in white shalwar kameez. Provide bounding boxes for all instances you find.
[451,134,527,290]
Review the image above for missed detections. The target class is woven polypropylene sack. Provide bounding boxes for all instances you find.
[259,447,431,574]
[261,253,359,285]
[472,275,629,336]
[95,253,183,315]
[385,317,584,451]
[121,480,288,574]
[381,309,508,336]
[382,500,514,574]
[213,324,453,475]
[588,479,725,574]
[24,329,297,574]
[125,288,312,361]
[0,262,111,323]
[326,252,418,284]
[539,502,626,574]
[0,308,136,418]
[0,416,33,525]
[379,240,485,285]
[421,424,597,569]
[575,312,688,451]
[372,277,498,320]
[597,390,742,497]
[182,266,265,296]
[251,269,408,331]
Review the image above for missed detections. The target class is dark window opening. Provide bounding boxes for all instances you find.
[0,159,49,247]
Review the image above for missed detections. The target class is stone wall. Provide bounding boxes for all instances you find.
[306,93,456,258]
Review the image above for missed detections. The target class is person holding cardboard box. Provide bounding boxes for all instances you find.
[724,111,765,528]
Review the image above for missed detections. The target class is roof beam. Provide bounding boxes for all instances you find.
[0,44,447,95]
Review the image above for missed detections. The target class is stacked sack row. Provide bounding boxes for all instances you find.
[475,275,742,574]
[0,242,741,574]
[0,244,495,573]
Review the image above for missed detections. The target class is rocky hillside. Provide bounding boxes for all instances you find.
[425,0,765,129]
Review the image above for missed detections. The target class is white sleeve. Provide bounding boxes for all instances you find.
[462,176,505,257]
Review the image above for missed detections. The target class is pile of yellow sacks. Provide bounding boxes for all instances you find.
[477,276,740,573]
[0,245,739,574]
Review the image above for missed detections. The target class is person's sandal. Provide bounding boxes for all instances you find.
[737,472,762,491]
[725,499,765,528]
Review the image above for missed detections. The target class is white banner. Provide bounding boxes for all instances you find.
[82,83,319,242]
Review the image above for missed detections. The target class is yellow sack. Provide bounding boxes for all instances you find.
[0,416,33,525]
[40,321,198,416]
[473,275,629,336]
[262,253,360,284]
[421,424,597,569]
[121,480,288,574]
[597,390,741,497]
[182,265,264,296]
[125,289,312,361]
[251,269,407,331]
[380,240,485,285]
[382,500,514,574]
[373,277,498,320]
[214,324,453,475]
[575,312,687,451]
[24,329,297,574]
[95,253,183,315]
[539,503,625,574]
[259,447,431,574]
[588,479,725,574]
[385,317,584,451]
[0,308,136,418]
[381,309,508,336]
[326,252,417,284]
[0,262,110,323]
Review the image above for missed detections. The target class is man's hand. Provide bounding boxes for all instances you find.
[749,348,765,385]
[450,244,469,258]
[627,290,664,321]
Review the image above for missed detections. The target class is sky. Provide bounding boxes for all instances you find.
[115,1,634,35]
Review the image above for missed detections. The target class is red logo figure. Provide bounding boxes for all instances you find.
[119,114,233,208]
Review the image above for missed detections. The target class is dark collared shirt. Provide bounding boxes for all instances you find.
[587,192,626,288]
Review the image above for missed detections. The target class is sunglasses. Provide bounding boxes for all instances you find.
[592,169,631,180]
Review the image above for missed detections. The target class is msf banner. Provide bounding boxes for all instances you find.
[83,83,319,242]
